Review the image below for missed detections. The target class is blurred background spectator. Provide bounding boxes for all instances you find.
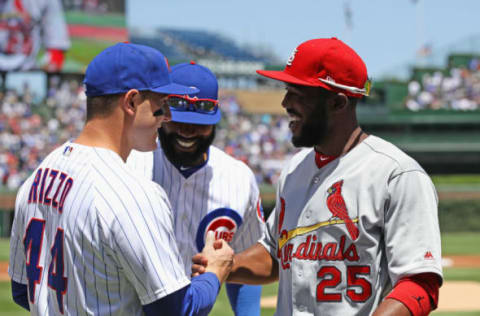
[405,57,480,111]
[215,93,297,185]
[0,75,85,190]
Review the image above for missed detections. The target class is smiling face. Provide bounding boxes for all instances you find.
[159,121,215,167]
[282,84,333,148]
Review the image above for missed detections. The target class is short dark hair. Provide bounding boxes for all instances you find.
[85,91,152,121]
[85,93,123,121]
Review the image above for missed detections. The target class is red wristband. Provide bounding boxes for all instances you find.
[386,273,440,316]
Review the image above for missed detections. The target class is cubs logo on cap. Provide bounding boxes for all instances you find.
[196,208,242,251]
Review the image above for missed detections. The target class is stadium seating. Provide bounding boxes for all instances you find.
[130,28,276,64]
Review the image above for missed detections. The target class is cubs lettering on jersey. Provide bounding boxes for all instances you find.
[260,135,443,316]
[196,208,243,251]
[9,142,189,315]
[127,144,266,276]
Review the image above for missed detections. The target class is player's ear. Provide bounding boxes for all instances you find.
[123,89,140,116]
[331,93,348,112]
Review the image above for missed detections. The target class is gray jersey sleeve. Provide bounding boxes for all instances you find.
[384,170,443,285]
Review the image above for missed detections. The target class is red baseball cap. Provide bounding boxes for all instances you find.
[257,38,370,98]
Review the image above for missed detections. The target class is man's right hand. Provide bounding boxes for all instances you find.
[199,231,234,283]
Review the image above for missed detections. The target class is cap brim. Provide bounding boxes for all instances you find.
[170,108,221,125]
[152,83,199,95]
[256,70,324,87]
[256,69,365,98]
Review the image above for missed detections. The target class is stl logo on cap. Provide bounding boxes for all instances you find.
[286,48,298,66]
[195,208,243,251]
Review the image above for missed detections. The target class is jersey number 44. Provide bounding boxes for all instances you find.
[24,218,67,313]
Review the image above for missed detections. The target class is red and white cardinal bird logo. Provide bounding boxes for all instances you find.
[326,180,359,241]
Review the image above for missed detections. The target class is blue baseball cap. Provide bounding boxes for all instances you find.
[169,61,221,125]
[84,43,199,97]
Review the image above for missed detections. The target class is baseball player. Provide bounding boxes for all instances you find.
[9,43,234,316]
[193,38,443,316]
[127,61,266,316]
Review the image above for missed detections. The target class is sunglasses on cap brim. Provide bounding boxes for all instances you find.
[166,95,218,113]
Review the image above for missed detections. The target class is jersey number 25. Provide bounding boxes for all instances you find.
[317,265,372,302]
[23,218,67,313]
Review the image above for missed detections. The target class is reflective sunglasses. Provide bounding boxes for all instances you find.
[166,95,218,113]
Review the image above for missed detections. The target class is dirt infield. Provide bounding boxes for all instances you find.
[0,262,7,281]
[443,255,480,267]
[438,191,480,200]
[436,281,480,311]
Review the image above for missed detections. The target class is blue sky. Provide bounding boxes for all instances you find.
[128,0,479,80]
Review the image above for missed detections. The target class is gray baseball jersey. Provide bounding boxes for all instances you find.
[9,142,189,315]
[259,135,443,316]
[127,145,266,276]
[0,0,70,71]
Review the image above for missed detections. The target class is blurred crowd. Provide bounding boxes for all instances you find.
[215,94,297,185]
[406,58,480,111]
[0,77,297,191]
[0,76,86,191]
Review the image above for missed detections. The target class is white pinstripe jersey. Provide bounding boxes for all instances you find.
[259,136,443,316]
[9,142,189,316]
[127,145,266,276]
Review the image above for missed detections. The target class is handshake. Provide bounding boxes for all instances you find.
[193,231,234,283]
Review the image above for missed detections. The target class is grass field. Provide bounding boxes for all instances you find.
[1,232,479,315]
[431,175,480,186]
[65,11,126,28]
[442,232,480,255]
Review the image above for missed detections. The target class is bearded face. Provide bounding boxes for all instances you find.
[158,124,216,167]
[290,98,329,147]
[284,85,331,148]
